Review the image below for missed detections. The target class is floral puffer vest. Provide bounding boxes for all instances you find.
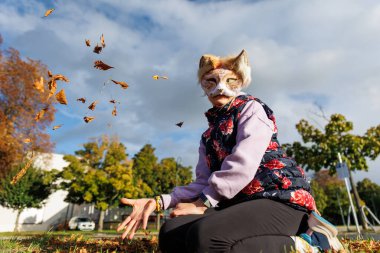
[201,94,316,212]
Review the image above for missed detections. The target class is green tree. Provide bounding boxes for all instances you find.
[0,163,57,232]
[310,180,328,215]
[132,144,157,198]
[357,178,380,218]
[60,136,136,231]
[283,114,380,229]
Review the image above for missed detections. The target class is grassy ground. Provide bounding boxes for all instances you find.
[0,232,379,252]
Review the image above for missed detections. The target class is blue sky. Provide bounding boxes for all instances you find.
[1,0,379,183]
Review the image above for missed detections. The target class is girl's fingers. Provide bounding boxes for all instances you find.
[122,219,136,240]
[120,198,135,206]
[128,220,141,240]
[117,215,131,232]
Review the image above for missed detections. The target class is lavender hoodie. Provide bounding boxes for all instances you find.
[161,97,275,209]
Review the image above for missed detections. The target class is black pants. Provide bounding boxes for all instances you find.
[159,199,309,253]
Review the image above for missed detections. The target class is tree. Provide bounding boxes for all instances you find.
[60,136,136,231]
[283,114,380,229]
[357,178,380,218]
[0,163,57,232]
[132,145,193,197]
[0,35,55,178]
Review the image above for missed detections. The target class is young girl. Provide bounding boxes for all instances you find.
[117,50,344,253]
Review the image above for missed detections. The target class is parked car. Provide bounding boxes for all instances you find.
[68,217,95,231]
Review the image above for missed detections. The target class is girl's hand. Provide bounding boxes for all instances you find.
[170,198,207,218]
[117,198,156,240]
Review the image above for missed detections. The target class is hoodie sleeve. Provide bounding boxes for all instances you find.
[199,100,274,207]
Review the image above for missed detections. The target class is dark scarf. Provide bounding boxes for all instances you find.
[202,94,316,212]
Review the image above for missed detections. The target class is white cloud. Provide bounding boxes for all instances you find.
[1,0,379,183]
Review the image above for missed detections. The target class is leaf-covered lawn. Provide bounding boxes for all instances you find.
[0,234,379,253]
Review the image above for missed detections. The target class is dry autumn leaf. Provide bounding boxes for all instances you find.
[152,75,159,80]
[77,97,86,103]
[85,39,91,47]
[23,138,31,143]
[84,116,95,123]
[94,60,113,70]
[88,101,98,111]
[100,33,106,48]
[52,124,63,130]
[35,107,48,121]
[33,76,44,93]
[93,44,102,54]
[176,121,184,128]
[11,153,36,185]
[52,74,69,83]
[48,70,53,78]
[111,79,129,89]
[43,8,55,18]
[55,89,68,105]
[112,106,117,116]
[161,76,169,80]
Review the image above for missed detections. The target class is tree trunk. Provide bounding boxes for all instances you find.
[156,212,160,231]
[14,209,22,232]
[98,210,105,232]
[348,169,368,230]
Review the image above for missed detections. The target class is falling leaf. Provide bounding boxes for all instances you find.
[93,44,102,54]
[112,106,117,116]
[111,79,129,89]
[176,121,184,127]
[152,75,159,80]
[48,70,53,78]
[52,124,63,130]
[23,138,31,143]
[153,75,168,80]
[100,33,106,48]
[52,74,69,83]
[55,89,68,105]
[85,39,91,47]
[11,153,36,185]
[35,107,48,121]
[161,76,169,80]
[88,101,98,111]
[84,116,95,123]
[109,99,116,104]
[77,97,86,103]
[43,8,55,18]
[33,77,44,93]
[94,60,114,70]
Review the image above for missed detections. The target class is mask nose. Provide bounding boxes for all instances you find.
[217,88,224,94]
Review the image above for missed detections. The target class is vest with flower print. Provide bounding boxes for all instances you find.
[201,94,316,212]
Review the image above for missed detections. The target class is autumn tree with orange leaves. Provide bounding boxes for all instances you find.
[0,35,55,178]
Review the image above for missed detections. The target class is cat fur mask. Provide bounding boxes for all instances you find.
[198,49,252,97]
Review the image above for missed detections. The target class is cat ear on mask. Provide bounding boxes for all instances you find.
[232,50,250,68]
[198,54,220,83]
[231,49,252,88]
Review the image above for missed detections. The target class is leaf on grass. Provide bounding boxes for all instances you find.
[11,153,36,185]
[53,124,63,130]
[43,8,55,18]
[23,138,31,143]
[94,60,114,70]
[176,121,184,128]
[77,97,86,103]
[111,79,128,89]
[35,107,48,121]
[88,101,98,111]
[112,106,117,116]
[34,76,44,93]
[100,33,106,48]
[93,44,102,54]
[85,39,91,47]
[56,89,68,105]
[52,74,69,83]
[84,116,95,123]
